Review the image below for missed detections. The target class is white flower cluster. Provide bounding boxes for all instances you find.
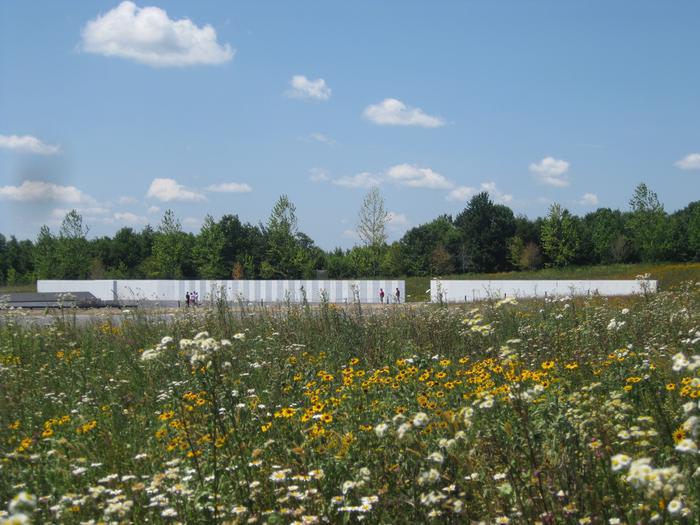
[178,331,234,367]
[613,457,689,516]
[676,401,700,455]
[672,352,700,372]
[607,318,626,331]
[140,335,174,361]
[495,296,518,308]
[461,309,494,336]
[0,491,36,525]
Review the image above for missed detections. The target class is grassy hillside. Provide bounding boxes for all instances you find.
[405,261,700,301]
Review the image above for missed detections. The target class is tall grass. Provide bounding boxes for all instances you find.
[1,282,699,523]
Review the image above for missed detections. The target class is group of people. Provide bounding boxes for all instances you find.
[185,291,199,307]
[378,287,401,304]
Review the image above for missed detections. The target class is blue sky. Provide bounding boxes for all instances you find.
[1,1,699,249]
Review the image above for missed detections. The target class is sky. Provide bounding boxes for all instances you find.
[1,1,699,249]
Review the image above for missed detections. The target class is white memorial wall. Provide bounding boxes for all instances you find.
[37,279,406,305]
[430,279,657,303]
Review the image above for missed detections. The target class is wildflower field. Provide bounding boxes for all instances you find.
[1,285,700,524]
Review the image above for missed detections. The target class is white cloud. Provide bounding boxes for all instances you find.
[385,164,453,189]
[387,211,409,229]
[287,75,331,100]
[308,168,329,183]
[362,98,444,128]
[146,178,205,202]
[183,217,202,228]
[206,182,252,193]
[342,228,359,239]
[480,182,513,204]
[675,153,700,170]
[301,132,336,146]
[447,185,477,202]
[81,1,233,67]
[147,205,160,214]
[580,193,599,206]
[0,134,60,155]
[117,196,138,205]
[0,180,94,203]
[51,207,110,220]
[333,172,382,189]
[113,211,147,224]
[529,156,570,187]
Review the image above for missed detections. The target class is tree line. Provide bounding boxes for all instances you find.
[0,183,698,285]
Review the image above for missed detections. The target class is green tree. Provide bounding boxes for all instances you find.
[151,210,188,278]
[399,215,455,276]
[34,226,57,279]
[56,210,91,278]
[264,195,310,278]
[453,192,516,272]
[626,183,670,262]
[687,202,700,261]
[540,204,580,267]
[194,215,227,278]
[584,208,630,264]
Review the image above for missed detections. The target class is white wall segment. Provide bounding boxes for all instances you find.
[37,280,406,305]
[430,279,657,303]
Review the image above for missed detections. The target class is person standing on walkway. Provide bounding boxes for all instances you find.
[379,288,385,304]
[395,288,401,303]
[185,292,190,308]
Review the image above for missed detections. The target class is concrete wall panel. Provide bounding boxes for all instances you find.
[38,280,406,304]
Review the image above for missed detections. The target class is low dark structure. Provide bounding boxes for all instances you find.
[0,292,104,309]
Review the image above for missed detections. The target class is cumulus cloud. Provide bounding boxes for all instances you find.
[480,182,513,204]
[117,196,138,205]
[308,168,329,183]
[387,211,409,229]
[580,193,599,206]
[206,182,252,193]
[385,164,453,189]
[51,207,109,220]
[362,98,444,128]
[447,185,477,202]
[0,180,94,203]
[0,134,60,155]
[529,156,570,187]
[146,178,205,202]
[332,172,382,189]
[80,1,234,67]
[147,205,161,214]
[287,75,331,100]
[675,153,700,170]
[113,211,147,224]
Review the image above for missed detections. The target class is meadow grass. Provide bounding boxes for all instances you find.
[405,262,700,302]
[1,283,699,524]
